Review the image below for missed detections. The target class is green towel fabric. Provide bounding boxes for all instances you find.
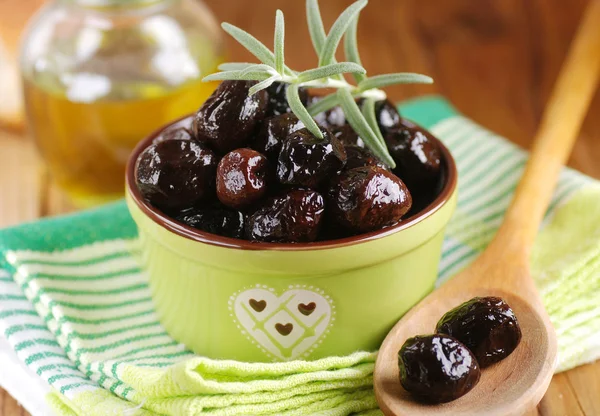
[1,96,599,415]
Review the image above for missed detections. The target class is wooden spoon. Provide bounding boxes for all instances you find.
[374,1,600,415]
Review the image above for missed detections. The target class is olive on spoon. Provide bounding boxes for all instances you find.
[374,1,600,415]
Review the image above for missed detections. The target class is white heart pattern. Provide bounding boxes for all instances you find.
[231,286,333,360]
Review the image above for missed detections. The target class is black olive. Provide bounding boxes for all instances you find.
[332,126,388,170]
[374,99,401,133]
[307,94,347,129]
[333,125,365,148]
[344,146,388,170]
[316,105,346,129]
[436,297,522,368]
[135,140,217,213]
[152,127,194,144]
[246,189,325,243]
[176,205,245,239]
[353,98,401,133]
[398,334,481,403]
[253,113,305,160]
[385,123,442,192]
[265,82,308,116]
[216,148,269,209]
[327,166,412,233]
[277,127,347,188]
[193,80,268,154]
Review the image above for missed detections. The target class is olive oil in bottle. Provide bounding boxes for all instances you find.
[20,0,224,206]
[23,78,217,206]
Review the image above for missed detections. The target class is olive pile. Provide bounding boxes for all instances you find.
[398,296,522,403]
[135,80,443,243]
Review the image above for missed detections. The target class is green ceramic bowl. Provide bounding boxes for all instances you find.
[125,116,458,362]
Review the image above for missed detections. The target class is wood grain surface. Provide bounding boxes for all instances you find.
[1,0,600,414]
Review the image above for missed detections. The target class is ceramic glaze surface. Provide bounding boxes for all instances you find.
[126,188,457,362]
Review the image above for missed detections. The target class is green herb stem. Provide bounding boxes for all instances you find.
[344,15,365,83]
[286,84,324,139]
[206,0,433,162]
[338,88,396,168]
[274,10,286,75]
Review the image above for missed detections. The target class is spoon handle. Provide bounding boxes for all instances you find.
[494,0,600,251]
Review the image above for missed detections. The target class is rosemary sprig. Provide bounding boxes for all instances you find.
[286,84,323,139]
[274,10,285,76]
[202,0,434,169]
[344,15,365,83]
[338,89,394,167]
[318,0,367,68]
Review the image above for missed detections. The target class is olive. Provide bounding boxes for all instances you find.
[216,149,269,209]
[277,127,347,188]
[253,113,305,159]
[436,297,522,368]
[374,99,401,132]
[333,125,365,148]
[385,123,442,192]
[246,189,325,243]
[333,126,388,169]
[344,146,388,170]
[266,82,308,116]
[308,95,347,129]
[176,206,245,239]
[152,127,194,144]
[193,80,268,154]
[135,139,217,213]
[317,105,346,129]
[398,334,481,403]
[327,166,412,233]
[354,98,401,133]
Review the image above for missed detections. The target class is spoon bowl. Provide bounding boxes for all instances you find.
[376,285,556,416]
[374,0,600,412]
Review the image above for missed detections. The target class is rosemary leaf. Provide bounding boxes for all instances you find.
[240,64,276,77]
[306,0,344,81]
[297,62,366,83]
[249,75,280,95]
[202,70,272,82]
[222,23,276,67]
[306,0,326,54]
[358,73,433,91]
[222,23,294,76]
[337,88,396,168]
[286,84,324,139]
[344,15,366,83]
[361,97,387,148]
[218,63,255,71]
[275,10,285,75]
[307,93,340,116]
[319,0,368,67]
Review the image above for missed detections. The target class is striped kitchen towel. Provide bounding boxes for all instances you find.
[1,96,600,415]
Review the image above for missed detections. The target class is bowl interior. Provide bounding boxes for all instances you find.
[125,114,458,251]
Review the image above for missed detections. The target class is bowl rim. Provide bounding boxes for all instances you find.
[126,114,458,251]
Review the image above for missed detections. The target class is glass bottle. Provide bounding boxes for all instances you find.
[20,0,223,207]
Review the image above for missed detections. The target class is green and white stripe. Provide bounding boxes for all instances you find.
[0,97,599,415]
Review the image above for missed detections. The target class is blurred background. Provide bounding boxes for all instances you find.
[2,0,599,219]
[1,1,599,414]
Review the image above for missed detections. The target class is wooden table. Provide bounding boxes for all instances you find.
[1,0,600,414]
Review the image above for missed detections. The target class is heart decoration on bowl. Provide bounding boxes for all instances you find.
[298,302,316,316]
[275,323,294,336]
[249,298,267,312]
[231,286,334,360]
